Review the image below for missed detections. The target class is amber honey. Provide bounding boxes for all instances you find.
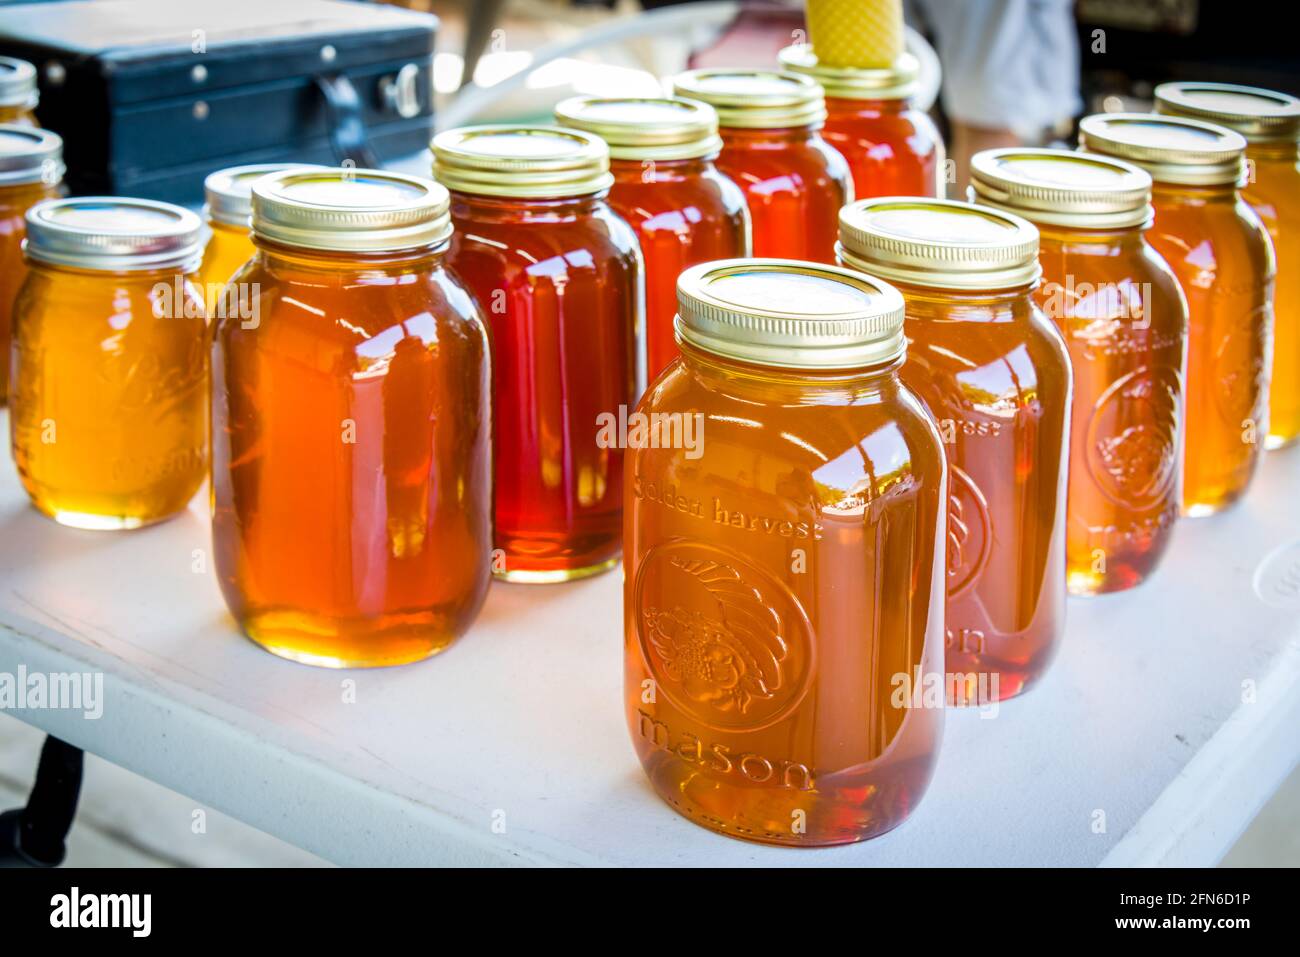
[10,197,207,529]
[1,125,62,403]
[839,198,1071,699]
[433,125,642,582]
[198,163,322,314]
[1157,82,1300,450]
[626,259,945,846]
[1081,114,1276,516]
[779,44,945,199]
[0,57,39,127]
[211,168,493,668]
[554,96,750,381]
[971,149,1188,595]
[672,70,852,263]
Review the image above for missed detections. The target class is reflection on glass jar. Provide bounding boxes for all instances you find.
[626,259,946,846]
[672,69,852,264]
[971,148,1188,595]
[839,197,1072,700]
[434,125,643,583]
[212,168,493,668]
[1082,113,1276,517]
[10,197,208,529]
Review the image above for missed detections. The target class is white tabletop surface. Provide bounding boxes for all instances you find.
[1,407,1298,866]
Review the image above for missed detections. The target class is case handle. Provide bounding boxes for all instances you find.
[314,73,380,169]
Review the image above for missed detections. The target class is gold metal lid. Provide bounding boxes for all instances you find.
[671,69,826,130]
[838,197,1040,291]
[431,125,612,198]
[251,168,452,253]
[24,197,203,272]
[969,148,1153,230]
[0,124,63,187]
[1155,81,1300,144]
[777,44,919,101]
[1078,112,1247,187]
[0,57,37,110]
[675,258,906,370]
[553,95,723,162]
[204,163,327,228]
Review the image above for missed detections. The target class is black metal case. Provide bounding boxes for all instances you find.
[0,0,438,202]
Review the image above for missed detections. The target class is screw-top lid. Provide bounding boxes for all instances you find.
[553,96,723,162]
[0,57,38,110]
[25,197,203,272]
[251,168,452,252]
[431,125,612,198]
[838,197,1041,291]
[969,148,1153,230]
[204,163,327,228]
[0,124,63,187]
[1154,81,1300,145]
[1078,112,1247,187]
[675,258,906,370]
[777,44,919,101]
[671,69,826,130]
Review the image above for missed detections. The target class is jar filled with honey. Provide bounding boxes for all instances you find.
[433,125,642,583]
[10,197,207,529]
[626,259,946,846]
[1155,82,1300,451]
[554,96,750,381]
[1081,113,1276,517]
[212,168,492,667]
[671,69,852,264]
[198,163,321,314]
[1,125,63,404]
[971,149,1188,595]
[778,44,944,199]
[0,57,39,127]
[839,198,1071,700]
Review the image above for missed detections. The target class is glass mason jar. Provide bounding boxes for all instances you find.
[433,125,643,583]
[0,57,39,127]
[626,259,946,846]
[1081,113,1276,517]
[839,197,1072,700]
[554,95,750,382]
[779,44,945,199]
[212,168,493,668]
[1156,82,1300,450]
[10,197,207,529]
[671,69,853,264]
[971,148,1188,595]
[1,125,63,403]
[197,162,322,314]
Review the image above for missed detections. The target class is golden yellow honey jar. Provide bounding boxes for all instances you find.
[0,57,39,127]
[1155,82,1300,450]
[969,148,1189,595]
[1080,113,1276,516]
[9,197,208,529]
[197,162,322,313]
[1,124,63,404]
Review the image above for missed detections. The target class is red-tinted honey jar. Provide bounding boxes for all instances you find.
[554,95,750,381]
[671,69,852,264]
[779,43,945,199]
[433,125,643,582]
